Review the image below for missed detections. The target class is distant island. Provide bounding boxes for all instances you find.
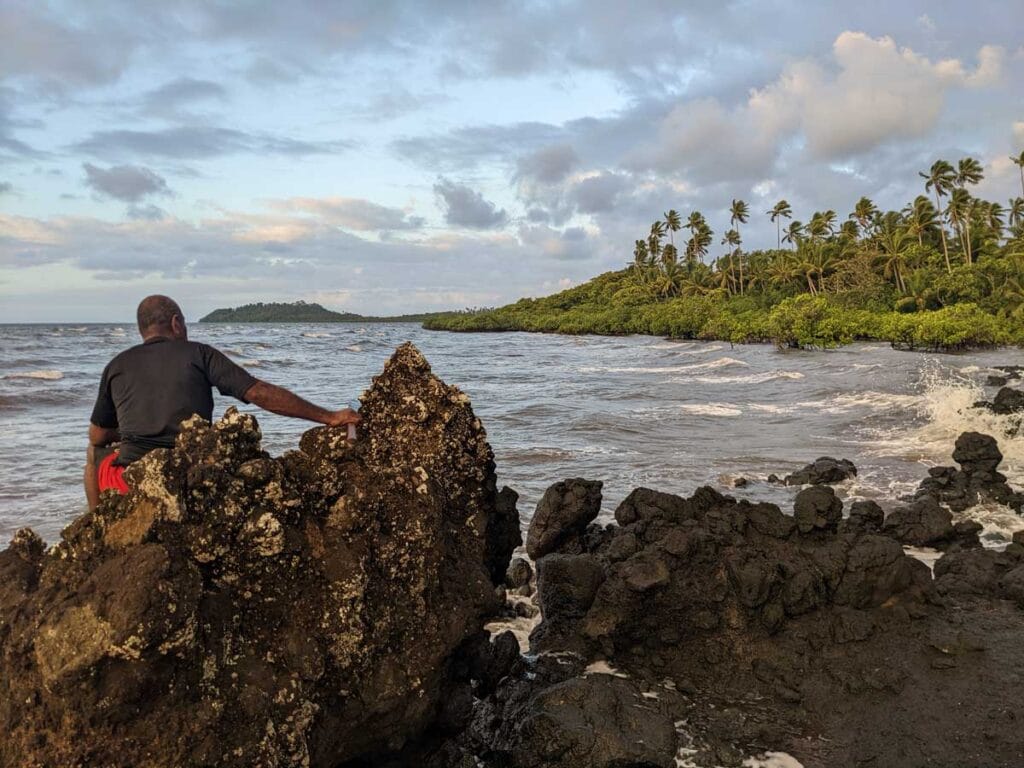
[426,154,1024,350]
[199,301,445,324]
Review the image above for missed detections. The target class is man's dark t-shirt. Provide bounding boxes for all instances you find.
[91,337,258,465]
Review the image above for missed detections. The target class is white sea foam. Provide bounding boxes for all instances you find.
[799,391,920,414]
[345,344,362,352]
[582,357,748,375]
[583,660,629,678]
[687,371,804,385]
[743,754,805,768]
[4,370,64,381]
[301,332,332,338]
[956,502,1024,545]
[679,402,743,417]
[238,359,262,367]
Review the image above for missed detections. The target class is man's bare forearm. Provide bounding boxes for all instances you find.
[88,423,120,447]
[244,380,334,424]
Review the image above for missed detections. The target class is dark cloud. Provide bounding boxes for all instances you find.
[83,162,171,202]
[126,204,168,221]
[433,178,509,229]
[515,144,578,185]
[73,126,354,160]
[0,182,12,195]
[569,172,630,214]
[394,122,566,171]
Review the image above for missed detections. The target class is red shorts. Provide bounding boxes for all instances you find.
[96,448,130,494]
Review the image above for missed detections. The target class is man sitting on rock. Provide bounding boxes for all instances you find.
[85,294,360,510]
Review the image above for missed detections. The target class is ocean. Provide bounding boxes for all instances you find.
[1,322,1022,548]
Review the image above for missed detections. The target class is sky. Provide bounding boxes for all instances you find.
[1,1,1022,322]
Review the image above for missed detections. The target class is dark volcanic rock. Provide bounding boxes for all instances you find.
[986,375,1009,387]
[992,386,1024,414]
[507,557,533,589]
[526,479,603,559]
[784,456,857,486]
[882,496,954,546]
[842,499,885,534]
[0,343,517,768]
[470,476,1024,768]
[912,431,1024,513]
[793,485,843,534]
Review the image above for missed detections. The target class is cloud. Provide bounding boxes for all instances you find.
[0,181,12,195]
[515,144,579,185]
[83,163,171,202]
[433,178,509,229]
[141,78,228,118]
[517,223,591,260]
[269,197,425,231]
[394,122,566,171]
[73,126,354,160]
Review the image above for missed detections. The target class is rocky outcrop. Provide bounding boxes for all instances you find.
[525,478,603,559]
[0,343,518,768]
[443,454,1024,767]
[783,456,858,486]
[911,431,1023,513]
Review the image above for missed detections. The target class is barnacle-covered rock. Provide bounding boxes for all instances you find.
[0,343,518,768]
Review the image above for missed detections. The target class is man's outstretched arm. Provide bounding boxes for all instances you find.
[244,380,360,428]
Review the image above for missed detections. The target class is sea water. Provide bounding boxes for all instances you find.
[1,323,1022,548]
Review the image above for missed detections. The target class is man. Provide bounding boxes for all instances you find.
[85,295,360,510]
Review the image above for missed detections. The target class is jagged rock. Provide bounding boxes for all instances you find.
[793,485,843,534]
[986,375,1009,387]
[912,432,1024,513]
[526,479,603,559]
[842,499,885,534]
[0,343,517,768]
[489,486,523,584]
[992,387,1024,414]
[883,496,954,547]
[507,557,533,589]
[784,457,857,486]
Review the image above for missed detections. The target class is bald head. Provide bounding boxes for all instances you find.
[137,295,186,339]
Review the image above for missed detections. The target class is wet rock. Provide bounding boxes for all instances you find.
[526,479,603,559]
[784,457,857,486]
[842,499,885,534]
[488,487,524,584]
[0,343,515,768]
[793,485,843,534]
[992,386,1024,414]
[912,432,1023,513]
[507,556,534,589]
[986,375,1009,387]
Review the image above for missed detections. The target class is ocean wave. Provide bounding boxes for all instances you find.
[581,357,748,375]
[3,370,64,381]
[301,332,332,338]
[238,359,262,367]
[345,344,363,352]
[799,391,919,413]
[956,502,1024,545]
[679,402,743,417]
[687,371,804,385]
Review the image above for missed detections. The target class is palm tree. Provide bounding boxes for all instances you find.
[902,196,938,247]
[850,197,878,236]
[920,159,956,272]
[947,187,973,264]
[722,228,741,294]
[768,199,792,249]
[807,211,831,242]
[1011,151,1024,198]
[663,210,681,246]
[876,223,914,293]
[782,220,803,248]
[730,199,749,293]
[955,157,984,189]
[1009,197,1024,230]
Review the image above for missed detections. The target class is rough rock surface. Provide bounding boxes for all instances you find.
[439,467,1024,767]
[784,457,858,486]
[0,343,518,768]
[525,478,603,559]
[911,431,1023,513]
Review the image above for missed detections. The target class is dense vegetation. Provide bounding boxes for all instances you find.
[426,155,1024,349]
[200,301,444,324]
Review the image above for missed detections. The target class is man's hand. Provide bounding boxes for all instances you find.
[324,408,361,428]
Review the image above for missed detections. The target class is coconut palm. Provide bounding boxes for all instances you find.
[955,157,984,189]
[730,199,749,293]
[768,199,792,249]
[1009,197,1024,230]
[920,159,956,272]
[782,220,803,248]
[876,222,914,293]
[902,196,939,247]
[947,187,974,264]
[850,197,878,235]
[663,209,682,246]
[1012,151,1024,198]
